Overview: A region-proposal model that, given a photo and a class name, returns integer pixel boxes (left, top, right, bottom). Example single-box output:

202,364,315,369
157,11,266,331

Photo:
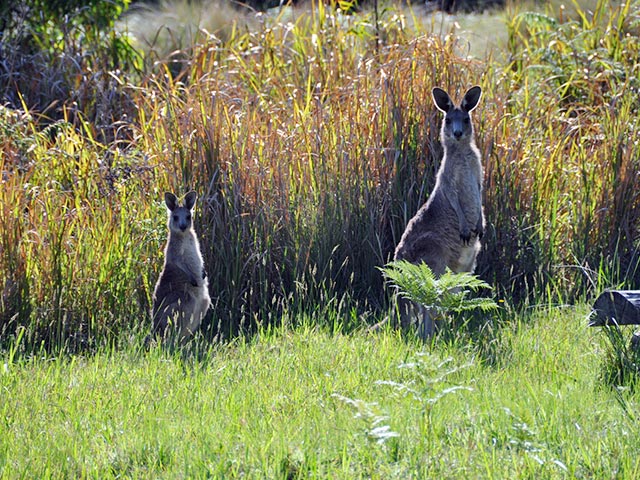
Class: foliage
1,0,640,348
490,0,640,303
0,0,140,137
380,260,498,315
116,0,245,77
598,324,640,388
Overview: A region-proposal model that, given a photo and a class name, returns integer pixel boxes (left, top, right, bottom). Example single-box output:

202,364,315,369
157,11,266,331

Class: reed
1,0,640,348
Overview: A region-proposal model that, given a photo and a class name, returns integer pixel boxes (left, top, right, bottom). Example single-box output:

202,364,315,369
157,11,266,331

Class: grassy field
2,306,640,478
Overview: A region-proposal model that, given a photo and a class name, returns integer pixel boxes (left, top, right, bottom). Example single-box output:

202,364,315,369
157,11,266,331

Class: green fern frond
380,260,498,314
436,270,494,293
379,260,439,306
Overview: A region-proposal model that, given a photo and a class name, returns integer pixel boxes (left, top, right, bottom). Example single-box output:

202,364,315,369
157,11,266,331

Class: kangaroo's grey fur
394,86,484,338
152,191,211,342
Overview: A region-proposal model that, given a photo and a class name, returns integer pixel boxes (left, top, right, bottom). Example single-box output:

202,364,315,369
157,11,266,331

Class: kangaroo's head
165,191,197,234
432,86,482,142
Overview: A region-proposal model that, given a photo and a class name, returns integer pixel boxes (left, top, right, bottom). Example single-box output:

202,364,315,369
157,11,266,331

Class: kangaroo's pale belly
455,243,479,272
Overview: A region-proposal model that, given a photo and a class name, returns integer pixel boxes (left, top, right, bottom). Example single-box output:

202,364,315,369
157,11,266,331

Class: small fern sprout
380,260,498,327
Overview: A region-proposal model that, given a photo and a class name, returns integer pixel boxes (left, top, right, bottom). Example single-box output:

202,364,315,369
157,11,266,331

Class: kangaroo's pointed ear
461,86,482,113
184,191,197,210
165,192,178,211
432,87,454,113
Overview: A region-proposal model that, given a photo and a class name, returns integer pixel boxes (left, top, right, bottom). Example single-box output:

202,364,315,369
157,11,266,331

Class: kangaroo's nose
454,130,462,139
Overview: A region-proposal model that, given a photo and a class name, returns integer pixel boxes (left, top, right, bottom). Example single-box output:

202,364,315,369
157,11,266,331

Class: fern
380,260,498,314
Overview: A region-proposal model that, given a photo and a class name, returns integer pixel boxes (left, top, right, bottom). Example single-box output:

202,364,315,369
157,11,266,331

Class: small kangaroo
394,86,484,338
151,191,211,343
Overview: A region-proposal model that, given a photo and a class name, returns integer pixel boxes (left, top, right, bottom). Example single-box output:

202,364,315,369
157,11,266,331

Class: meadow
3,307,640,478
1,0,640,476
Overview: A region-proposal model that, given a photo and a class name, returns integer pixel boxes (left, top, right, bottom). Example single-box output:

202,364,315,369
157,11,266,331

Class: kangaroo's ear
184,191,197,210
165,192,178,211
432,87,454,113
461,86,482,113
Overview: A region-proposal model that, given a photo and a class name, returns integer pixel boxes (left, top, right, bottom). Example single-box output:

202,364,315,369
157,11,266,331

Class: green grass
2,305,640,478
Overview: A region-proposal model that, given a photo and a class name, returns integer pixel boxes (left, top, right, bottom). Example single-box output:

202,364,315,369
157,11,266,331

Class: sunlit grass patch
2,308,640,477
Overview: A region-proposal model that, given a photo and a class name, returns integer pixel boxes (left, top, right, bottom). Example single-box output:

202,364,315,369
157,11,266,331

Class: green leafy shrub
380,260,498,317
0,0,140,140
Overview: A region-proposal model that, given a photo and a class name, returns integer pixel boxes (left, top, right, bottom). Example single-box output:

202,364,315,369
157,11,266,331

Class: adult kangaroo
394,85,485,338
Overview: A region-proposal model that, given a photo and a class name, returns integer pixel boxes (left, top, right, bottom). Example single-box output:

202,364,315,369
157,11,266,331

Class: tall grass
490,0,640,302
1,0,640,348
0,111,159,349
127,5,480,337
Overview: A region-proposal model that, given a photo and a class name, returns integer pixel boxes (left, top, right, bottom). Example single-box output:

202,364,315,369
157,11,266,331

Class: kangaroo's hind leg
395,294,414,330
417,305,436,340
414,253,447,340
175,296,202,343
396,298,436,340
153,299,186,341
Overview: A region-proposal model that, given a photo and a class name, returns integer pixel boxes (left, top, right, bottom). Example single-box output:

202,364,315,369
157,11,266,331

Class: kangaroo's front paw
460,228,472,245
473,225,484,240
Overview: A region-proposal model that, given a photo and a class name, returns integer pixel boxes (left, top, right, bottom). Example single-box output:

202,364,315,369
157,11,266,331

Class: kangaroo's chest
180,247,203,274
168,238,202,272
447,159,481,203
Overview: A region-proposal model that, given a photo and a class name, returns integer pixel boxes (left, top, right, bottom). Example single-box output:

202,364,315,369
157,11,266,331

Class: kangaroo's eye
187,214,192,221
464,118,470,124
173,215,179,222
445,118,451,125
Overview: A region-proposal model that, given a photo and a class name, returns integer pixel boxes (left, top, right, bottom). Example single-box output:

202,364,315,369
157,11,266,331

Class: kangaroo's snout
450,119,465,139
173,214,187,231
446,111,470,140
